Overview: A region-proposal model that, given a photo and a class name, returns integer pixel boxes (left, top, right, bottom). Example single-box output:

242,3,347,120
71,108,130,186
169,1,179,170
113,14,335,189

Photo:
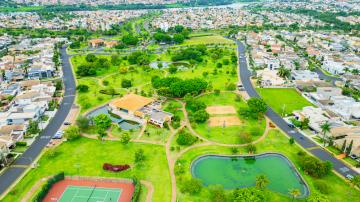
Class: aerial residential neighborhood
0,0,360,202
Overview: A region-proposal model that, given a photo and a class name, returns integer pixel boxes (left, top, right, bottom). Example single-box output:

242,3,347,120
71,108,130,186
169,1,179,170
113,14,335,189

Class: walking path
140,180,154,202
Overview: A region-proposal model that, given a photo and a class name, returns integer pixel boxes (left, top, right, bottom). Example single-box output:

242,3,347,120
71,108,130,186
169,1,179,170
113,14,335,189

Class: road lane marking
307,146,321,151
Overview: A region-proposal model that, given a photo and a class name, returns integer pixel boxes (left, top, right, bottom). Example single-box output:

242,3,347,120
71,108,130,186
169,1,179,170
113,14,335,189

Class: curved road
0,45,76,197
236,40,358,177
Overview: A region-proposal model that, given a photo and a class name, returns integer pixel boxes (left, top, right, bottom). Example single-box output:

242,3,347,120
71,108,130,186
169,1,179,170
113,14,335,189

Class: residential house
309,87,342,105
292,70,319,81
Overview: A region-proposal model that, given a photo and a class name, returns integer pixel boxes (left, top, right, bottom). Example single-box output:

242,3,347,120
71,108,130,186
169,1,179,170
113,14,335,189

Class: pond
87,106,140,131
191,153,309,198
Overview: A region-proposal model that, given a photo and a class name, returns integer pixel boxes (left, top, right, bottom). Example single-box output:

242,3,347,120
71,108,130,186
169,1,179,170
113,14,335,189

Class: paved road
0,45,76,197
236,40,358,177
315,67,342,85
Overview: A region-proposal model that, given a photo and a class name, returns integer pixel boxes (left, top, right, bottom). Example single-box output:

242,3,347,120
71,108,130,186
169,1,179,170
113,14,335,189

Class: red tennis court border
43,176,135,202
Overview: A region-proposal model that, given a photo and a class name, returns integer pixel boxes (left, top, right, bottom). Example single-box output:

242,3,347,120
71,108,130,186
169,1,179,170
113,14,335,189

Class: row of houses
0,37,65,168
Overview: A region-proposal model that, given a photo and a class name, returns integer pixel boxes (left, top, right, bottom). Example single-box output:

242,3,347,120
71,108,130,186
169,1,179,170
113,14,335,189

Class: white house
322,60,346,75
292,70,319,81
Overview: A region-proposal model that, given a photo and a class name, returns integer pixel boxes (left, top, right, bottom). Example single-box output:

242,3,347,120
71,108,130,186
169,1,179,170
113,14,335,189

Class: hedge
15,141,27,147
33,172,65,202
131,177,142,202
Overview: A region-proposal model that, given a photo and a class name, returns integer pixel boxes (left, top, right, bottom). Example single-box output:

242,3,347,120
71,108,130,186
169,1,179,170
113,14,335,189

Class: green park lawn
175,129,360,202
71,55,165,113
190,92,266,144
2,138,171,202
182,35,235,46
257,88,315,116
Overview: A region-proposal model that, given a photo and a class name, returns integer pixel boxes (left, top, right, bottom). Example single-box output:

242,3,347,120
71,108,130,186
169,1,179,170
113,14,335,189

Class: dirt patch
209,116,242,127
206,106,237,115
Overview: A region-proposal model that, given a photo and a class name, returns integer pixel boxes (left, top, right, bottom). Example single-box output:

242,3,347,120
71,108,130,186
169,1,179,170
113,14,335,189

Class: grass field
182,35,235,46
257,88,315,116
3,138,171,202
175,129,360,202
190,92,266,144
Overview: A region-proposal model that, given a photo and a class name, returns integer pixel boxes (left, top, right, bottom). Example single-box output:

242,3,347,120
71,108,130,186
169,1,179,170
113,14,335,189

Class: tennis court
59,186,122,202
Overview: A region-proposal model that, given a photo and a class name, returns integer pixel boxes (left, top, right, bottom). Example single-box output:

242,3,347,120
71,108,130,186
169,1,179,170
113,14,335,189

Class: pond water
87,106,140,131
191,153,309,197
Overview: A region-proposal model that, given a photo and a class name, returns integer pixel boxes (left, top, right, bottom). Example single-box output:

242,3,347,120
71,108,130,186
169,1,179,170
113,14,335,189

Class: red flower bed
103,163,130,172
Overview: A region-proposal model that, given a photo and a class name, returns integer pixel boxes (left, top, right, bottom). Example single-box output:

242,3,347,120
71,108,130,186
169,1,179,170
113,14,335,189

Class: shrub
121,79,132,88
134,149,145,163
76,84,89,92
246,144,257,154
33,172,64,202
192,110,210,123
180,178,202,194
299,155,332,178
15,141,27,147
131,177,142,202
314,180,331,194
64,126,80,141
120,133,131,145
176,130,197,146
289,137,295,145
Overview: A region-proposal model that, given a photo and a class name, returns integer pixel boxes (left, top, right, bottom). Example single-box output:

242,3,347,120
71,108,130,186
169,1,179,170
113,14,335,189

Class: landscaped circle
191,153,309,198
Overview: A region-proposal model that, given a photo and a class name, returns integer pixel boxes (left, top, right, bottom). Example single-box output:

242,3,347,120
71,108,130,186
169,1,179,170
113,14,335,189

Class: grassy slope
191,92,266,144
175,129,360,201
3,138,171,202
257,88,315,116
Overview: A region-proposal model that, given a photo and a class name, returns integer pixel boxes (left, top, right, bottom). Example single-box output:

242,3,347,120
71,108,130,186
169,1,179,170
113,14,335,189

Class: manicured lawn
3,138,171,202
190,92,266,144
71,55,165,113
257,88,315,116
182,35,235,46
175,129,360,202
141,125,171,144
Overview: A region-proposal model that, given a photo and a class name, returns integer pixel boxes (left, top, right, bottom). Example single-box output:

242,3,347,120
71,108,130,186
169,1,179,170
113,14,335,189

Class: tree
168,66,177,74
230,188,266,202
289,189,301,201
192,110,210,123
64,126,80,141
208,185,226,202
93,114,112,130
277,65,291,78
173,33,185,44
176,130,197,146
246,144,256,154
289,137,295,145
134,148,145,163
27,120,40,135
55,80,63,90
299,155,332,178
76,84,89,92
255,174,269,189
85,54,97,63
180,178,202,194
122,34,139,46
345,140,353,156
76,116,90,130
247,98,267,118
320,121,330,147
121,79,132,88
97,129,107,141
341,140,347,153
76,65,96,76
120,133,131,145
111,55,122,65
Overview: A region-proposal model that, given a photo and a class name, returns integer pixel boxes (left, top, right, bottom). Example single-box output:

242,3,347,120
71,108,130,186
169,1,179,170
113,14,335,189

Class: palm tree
277,65,291,79
255,174,269,189
321,121,331,147
289,189,301,201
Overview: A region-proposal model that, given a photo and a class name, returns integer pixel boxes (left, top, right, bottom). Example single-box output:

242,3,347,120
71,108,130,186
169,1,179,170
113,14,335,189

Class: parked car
349,154,358,160
64,122,71,125
346,174,354,180
52,131,64,139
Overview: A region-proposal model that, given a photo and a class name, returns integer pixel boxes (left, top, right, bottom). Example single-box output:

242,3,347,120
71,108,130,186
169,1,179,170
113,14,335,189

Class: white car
346,174,354,180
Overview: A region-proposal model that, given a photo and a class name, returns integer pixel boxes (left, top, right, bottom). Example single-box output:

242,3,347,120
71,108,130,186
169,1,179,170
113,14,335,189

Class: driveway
0,45,76,197
236,40,358,177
